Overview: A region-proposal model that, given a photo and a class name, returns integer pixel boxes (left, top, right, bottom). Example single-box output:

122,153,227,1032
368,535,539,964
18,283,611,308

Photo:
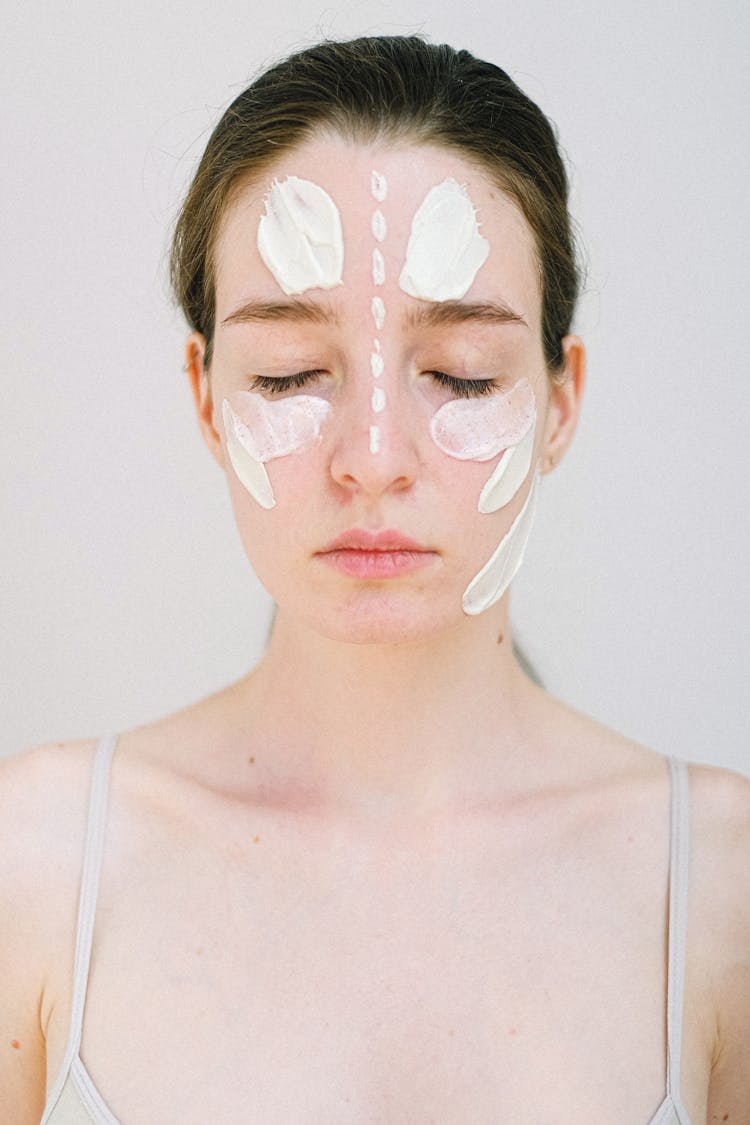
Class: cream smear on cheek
399,179,489,301
257,176,344,295
222,393,331,509
462,471,540,615
429,378,539,613
432,386,539,616
430,378,537,514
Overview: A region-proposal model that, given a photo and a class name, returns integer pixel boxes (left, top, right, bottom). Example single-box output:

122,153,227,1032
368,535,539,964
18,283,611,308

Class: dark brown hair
171,36,580,371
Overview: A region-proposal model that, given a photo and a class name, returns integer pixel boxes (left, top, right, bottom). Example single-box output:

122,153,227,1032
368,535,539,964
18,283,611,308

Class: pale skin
1,135,749,1123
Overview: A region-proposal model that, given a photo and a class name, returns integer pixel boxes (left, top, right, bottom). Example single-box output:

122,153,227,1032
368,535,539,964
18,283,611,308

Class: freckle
253,835,261,844
196,946,204,956
723,1115,729,1121
11,1040,20,1049
248,756,255,765
497,632,504,645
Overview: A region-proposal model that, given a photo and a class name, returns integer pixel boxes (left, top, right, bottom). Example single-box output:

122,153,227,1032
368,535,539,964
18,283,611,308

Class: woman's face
189,134,583,644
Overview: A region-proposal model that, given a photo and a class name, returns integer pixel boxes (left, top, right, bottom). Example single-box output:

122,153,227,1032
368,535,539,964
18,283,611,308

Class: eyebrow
404,300,528,330
221,298,339,327
220,296,527,330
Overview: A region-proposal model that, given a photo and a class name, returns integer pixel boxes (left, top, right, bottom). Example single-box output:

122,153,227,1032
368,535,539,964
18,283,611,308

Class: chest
47,802,710,1122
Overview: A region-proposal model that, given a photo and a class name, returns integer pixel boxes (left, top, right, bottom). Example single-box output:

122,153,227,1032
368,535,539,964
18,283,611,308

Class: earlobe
540,334,586,474
184,333,224,467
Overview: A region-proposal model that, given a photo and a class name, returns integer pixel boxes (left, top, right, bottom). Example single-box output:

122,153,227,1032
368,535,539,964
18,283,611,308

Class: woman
2,35,748,1124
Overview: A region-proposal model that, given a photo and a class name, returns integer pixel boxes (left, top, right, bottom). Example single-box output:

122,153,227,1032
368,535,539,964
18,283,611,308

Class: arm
0,751,52,1122
0,743,92,1123
701,767,750,1122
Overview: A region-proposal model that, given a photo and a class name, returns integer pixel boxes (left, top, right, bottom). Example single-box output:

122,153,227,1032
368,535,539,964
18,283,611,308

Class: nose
328,369,421,498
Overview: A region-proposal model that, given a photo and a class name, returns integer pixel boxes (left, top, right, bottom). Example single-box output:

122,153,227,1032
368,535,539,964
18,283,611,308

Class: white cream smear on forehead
222,394,331,509
400,179,489,301
257,176,344,295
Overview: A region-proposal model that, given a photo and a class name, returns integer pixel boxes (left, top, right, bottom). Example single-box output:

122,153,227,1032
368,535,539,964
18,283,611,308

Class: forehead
213,134,541,324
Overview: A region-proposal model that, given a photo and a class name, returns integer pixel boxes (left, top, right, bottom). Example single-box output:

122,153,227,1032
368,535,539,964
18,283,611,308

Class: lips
320,529,431,553
316,528,436,578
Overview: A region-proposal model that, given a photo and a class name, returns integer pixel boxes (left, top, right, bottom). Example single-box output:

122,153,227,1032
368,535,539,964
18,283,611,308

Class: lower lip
317,549,436,578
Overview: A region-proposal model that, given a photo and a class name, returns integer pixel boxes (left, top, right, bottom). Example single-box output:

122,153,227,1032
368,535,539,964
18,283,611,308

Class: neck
233,600,542,817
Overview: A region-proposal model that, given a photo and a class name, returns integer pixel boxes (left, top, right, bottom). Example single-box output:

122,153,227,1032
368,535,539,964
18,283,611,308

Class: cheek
222,391,331,509
429,378,537,513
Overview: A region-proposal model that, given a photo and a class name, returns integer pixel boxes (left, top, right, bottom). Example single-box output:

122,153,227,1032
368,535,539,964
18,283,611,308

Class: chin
294,588,464,647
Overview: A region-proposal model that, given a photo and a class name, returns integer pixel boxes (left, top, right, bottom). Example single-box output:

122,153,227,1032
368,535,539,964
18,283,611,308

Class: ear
540,334,586,474
185,333,224,469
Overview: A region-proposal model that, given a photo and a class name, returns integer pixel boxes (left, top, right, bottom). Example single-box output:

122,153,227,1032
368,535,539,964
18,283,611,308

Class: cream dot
371,171,388,202
372,248,385,286
371,210,387,242
371,297,385,330
370,352,385,378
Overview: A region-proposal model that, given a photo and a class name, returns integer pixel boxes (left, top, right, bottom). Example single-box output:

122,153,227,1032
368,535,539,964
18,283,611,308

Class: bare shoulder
686,761,750,1119
0,737,100,954
0,738,99,864
687,759,750,914
0,737,105,950
0,739,98,1123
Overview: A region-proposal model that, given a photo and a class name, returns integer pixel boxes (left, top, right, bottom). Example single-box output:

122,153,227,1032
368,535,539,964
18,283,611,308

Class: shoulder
685,761,750,1109
0,738,104,978
686,761,750,975
0,738,101,955
687,760,750,907
0,738,100,861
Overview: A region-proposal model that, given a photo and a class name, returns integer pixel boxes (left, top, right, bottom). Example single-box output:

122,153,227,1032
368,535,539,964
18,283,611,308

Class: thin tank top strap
40,733,118,1125
67,733,118,1053
666,755,690,1101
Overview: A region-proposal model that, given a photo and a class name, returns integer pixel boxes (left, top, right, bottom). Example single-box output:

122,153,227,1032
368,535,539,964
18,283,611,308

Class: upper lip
318,529,432,553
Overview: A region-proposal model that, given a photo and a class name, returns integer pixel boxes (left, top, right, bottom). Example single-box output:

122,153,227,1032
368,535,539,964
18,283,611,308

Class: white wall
2,0,748,772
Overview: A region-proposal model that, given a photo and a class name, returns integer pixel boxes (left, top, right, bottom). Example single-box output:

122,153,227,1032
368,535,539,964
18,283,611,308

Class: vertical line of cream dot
369,170,388,454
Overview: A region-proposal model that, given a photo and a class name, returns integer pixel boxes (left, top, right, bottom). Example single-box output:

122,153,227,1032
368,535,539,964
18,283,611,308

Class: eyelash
427,371,497,398
250,370,326,394
250,370,497,399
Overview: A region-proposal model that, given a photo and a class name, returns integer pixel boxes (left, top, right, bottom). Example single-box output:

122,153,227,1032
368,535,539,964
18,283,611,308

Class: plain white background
2,0,748,771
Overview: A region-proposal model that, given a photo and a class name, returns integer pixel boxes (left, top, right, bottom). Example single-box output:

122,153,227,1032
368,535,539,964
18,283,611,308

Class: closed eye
427,371,498,398
249,370,327,394
249,369,498,399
